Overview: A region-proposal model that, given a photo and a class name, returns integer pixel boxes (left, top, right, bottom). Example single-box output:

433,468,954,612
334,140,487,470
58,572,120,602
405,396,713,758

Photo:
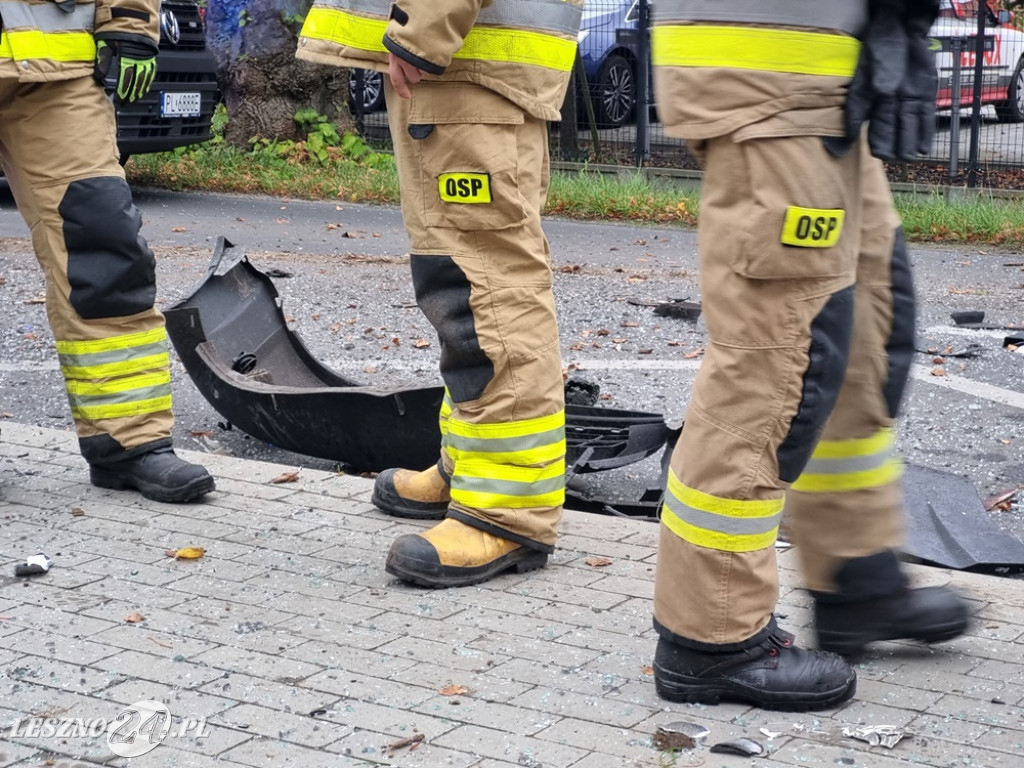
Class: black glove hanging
834,0,940,161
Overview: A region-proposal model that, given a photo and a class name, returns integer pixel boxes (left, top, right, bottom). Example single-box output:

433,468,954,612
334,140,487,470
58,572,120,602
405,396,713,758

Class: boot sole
370,485,448,520
90,467,216,504
818,615,970,657
385,548,547,588
653,663,857,712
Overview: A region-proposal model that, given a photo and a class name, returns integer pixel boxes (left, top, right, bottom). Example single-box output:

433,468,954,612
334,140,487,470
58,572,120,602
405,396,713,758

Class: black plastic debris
653,721,710,750
950,310,1021,331
1004,336,1023,350
564,377,600,406
902,464,1024,572
165,238,674,476
709,737,765,757
14,553,52,577
653,299,702,321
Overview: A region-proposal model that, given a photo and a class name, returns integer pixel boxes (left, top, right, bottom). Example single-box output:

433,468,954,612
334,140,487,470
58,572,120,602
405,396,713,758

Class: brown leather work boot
371,463,450,519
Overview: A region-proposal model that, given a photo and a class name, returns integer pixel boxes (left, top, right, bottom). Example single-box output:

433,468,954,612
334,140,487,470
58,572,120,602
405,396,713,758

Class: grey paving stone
4,420,1024,768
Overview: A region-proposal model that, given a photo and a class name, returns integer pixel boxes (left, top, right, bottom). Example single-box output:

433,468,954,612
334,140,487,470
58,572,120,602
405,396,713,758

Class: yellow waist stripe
301,8,576,71
0,29,96,62
652,25,860,77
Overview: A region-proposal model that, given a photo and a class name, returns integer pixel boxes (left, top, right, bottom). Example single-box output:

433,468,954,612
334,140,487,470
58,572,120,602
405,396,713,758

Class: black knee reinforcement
884,228,916,417
410,254,494,402
60,176,157,319
777,285,855,483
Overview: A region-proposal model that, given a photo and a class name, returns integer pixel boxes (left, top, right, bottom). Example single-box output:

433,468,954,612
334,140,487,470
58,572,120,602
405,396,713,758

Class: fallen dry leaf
166,547,205,560
642,665,654,676
171,226,187,233
984,488,1018,512
70,507,85,517
683,347,705,359
932,357,946,364
25,296,46,304
0,411,13,419
125,612,145,623
384,732,424,754
930,367,947,377
413,339,431,349
189,430,215,438
438,684,471,696
271,469,301,484
585,556,613,567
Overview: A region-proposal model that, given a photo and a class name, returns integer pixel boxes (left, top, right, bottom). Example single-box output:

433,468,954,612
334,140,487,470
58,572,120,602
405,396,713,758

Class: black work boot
813,550,971,657
371,461,449,519
90,446,214,503
653,621,856,712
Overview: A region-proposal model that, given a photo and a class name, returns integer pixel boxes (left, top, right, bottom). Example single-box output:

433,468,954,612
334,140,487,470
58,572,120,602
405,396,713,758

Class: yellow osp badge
438,173,492,204
780,206,845,248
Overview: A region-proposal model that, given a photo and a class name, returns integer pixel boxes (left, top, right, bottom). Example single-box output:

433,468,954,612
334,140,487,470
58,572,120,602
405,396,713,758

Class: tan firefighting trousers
654,132,908,647
385,79,565,551
0,76,174,464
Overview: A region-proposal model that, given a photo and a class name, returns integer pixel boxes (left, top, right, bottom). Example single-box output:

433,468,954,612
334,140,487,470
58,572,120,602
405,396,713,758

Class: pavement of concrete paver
2,420,1024,768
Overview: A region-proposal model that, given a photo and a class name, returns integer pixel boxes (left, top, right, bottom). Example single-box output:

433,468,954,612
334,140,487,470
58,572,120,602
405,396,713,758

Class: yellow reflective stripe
780,207,845,248
65,370,171,398
449,440,565,468
652,26,860,77
302,7,387,51
792,429,901,492
0,29,95,62
447,410,564,441
805,429,894,460
792,457,904,493
56,327,168,356
71,395,173,422
661,470,783,553
454,25,577,72
61,352,170,380
301,8,576,71
451,457,565,509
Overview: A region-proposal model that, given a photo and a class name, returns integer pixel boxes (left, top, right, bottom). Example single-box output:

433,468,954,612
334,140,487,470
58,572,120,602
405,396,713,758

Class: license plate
161,92,201,118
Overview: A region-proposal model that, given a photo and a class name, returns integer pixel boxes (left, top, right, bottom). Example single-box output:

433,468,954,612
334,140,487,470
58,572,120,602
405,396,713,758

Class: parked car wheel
349,69,385,113
595,54,636,128
994,57,1024,123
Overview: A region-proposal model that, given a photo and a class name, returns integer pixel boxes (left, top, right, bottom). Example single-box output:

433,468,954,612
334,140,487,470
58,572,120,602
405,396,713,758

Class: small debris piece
653,721,710,750
984,488,1018,512
653,300,702,321
1005,336,1024,350
584,556,613,567
564,377,600,406
270,469,301,484
166,547,205,560
438,684,470,696
308,709,328,717
709,737,765,757
14,553,52,577
125,612,146,623
70,507,85,517
384,732,424,755
842,725,908,749
413,338,431,349
759,727,783,739
264,268,294,278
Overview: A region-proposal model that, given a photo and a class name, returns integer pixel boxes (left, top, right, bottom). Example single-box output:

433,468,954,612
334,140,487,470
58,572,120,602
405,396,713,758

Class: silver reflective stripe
663,492,783,537
58,339,168,369
453,473,565,498
655,0,867,37
447,425,564,454
478,0,582,37
314,0,387,17
801,451,891,478
0,0,95,31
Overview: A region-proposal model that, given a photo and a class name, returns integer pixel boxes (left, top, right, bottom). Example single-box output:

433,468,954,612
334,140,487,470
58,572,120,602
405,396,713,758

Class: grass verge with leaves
127,139,1024,249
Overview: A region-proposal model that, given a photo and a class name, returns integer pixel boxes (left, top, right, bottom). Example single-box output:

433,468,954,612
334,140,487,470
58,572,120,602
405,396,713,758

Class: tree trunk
205,0,354,146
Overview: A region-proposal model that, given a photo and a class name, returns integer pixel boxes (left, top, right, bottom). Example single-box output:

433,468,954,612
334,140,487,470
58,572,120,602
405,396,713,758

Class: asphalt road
1,184,1022,551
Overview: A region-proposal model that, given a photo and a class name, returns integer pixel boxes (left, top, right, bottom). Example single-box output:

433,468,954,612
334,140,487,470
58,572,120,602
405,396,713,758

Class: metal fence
354,0,1024,189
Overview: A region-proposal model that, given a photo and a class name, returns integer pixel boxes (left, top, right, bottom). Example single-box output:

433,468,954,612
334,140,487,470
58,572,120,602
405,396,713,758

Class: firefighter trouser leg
785,146,909,593
0,78,174,464
654,133,862,647
386,80,565,552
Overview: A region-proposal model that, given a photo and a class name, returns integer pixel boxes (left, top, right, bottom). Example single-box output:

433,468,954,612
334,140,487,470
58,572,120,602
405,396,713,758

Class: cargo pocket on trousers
733,135,857,281
409,82,528,231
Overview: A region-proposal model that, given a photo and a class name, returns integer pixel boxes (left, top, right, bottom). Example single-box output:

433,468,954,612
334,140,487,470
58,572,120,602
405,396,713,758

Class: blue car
577,0,647,128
